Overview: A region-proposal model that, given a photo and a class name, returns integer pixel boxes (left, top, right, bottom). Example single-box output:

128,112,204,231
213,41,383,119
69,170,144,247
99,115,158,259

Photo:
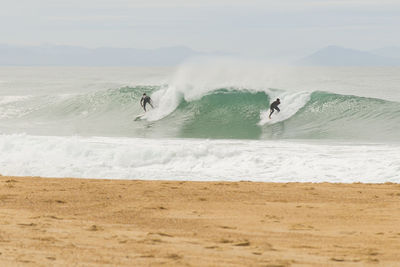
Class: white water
1,65,400,182
0,134,399,182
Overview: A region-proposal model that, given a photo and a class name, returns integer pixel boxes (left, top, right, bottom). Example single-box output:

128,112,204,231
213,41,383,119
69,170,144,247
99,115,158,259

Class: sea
1,59,399,182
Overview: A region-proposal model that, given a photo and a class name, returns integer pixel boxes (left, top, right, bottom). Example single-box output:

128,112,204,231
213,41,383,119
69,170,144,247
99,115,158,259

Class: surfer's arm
140,98,144,107
148,98,154,108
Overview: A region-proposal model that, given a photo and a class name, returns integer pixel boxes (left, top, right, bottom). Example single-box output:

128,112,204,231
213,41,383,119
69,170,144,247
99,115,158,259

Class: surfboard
258,110,283,125
134,113,145,121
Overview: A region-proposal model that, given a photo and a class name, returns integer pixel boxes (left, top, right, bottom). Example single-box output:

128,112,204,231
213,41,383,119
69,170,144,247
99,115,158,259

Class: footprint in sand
234,241,250,247
205,245,219,249
18,223,37,227
165,253,182,260
87,225,103,231
290,224,314,231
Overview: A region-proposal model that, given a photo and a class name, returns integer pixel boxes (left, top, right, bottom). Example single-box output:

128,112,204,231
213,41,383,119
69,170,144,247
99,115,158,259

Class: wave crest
1,86,399,141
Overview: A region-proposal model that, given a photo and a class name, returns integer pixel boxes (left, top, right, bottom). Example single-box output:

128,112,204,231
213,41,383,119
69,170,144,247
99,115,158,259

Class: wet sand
0,175,399,266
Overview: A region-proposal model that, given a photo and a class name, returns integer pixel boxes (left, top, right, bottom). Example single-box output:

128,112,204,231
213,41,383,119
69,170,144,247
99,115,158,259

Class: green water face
178,90,270,139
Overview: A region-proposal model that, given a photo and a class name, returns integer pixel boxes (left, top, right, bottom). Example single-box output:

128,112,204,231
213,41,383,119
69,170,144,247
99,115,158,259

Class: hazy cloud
0,0,399,61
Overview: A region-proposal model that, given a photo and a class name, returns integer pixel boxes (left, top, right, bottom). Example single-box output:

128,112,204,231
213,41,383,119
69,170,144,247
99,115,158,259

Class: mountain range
0,44,400,66
0,44,226,66
298,46,400,66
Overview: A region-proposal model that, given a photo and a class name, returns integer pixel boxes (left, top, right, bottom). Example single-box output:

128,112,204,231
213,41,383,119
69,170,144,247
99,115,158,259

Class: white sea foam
0,134,399,183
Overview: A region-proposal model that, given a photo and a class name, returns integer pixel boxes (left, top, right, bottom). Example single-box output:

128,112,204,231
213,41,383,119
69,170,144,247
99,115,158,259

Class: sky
1,0,399,61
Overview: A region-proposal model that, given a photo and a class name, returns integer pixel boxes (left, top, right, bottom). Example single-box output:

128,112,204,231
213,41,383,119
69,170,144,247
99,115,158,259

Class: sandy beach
0,176,399,266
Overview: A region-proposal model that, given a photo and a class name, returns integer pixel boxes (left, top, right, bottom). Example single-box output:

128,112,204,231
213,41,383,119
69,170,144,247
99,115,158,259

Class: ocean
1,61,399,182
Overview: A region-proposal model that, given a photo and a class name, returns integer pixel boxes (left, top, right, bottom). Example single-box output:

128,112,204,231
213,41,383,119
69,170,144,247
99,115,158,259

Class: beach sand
0,176,399,266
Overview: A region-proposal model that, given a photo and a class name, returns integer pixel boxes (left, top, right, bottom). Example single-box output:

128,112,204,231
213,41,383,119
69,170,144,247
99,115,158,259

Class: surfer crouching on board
140,93,154,112
269,98,281,119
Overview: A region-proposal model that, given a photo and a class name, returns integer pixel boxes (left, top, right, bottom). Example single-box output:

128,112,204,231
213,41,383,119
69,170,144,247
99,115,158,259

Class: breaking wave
0,85,399,141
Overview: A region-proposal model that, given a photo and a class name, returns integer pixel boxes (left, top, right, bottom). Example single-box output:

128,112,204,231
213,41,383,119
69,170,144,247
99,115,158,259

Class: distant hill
370,46,400,59
298,45,400,66
0,44,227,66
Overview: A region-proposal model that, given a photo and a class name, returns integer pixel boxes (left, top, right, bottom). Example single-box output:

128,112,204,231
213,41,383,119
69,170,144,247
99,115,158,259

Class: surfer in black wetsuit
140,93,153,112
269,98,281,119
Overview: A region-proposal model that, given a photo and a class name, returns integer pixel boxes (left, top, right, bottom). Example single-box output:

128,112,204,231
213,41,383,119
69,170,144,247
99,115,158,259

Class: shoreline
0,175,399,266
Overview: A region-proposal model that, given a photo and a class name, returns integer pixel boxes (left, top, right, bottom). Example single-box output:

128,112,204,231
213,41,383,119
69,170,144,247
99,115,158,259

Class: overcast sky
1,0,399,61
